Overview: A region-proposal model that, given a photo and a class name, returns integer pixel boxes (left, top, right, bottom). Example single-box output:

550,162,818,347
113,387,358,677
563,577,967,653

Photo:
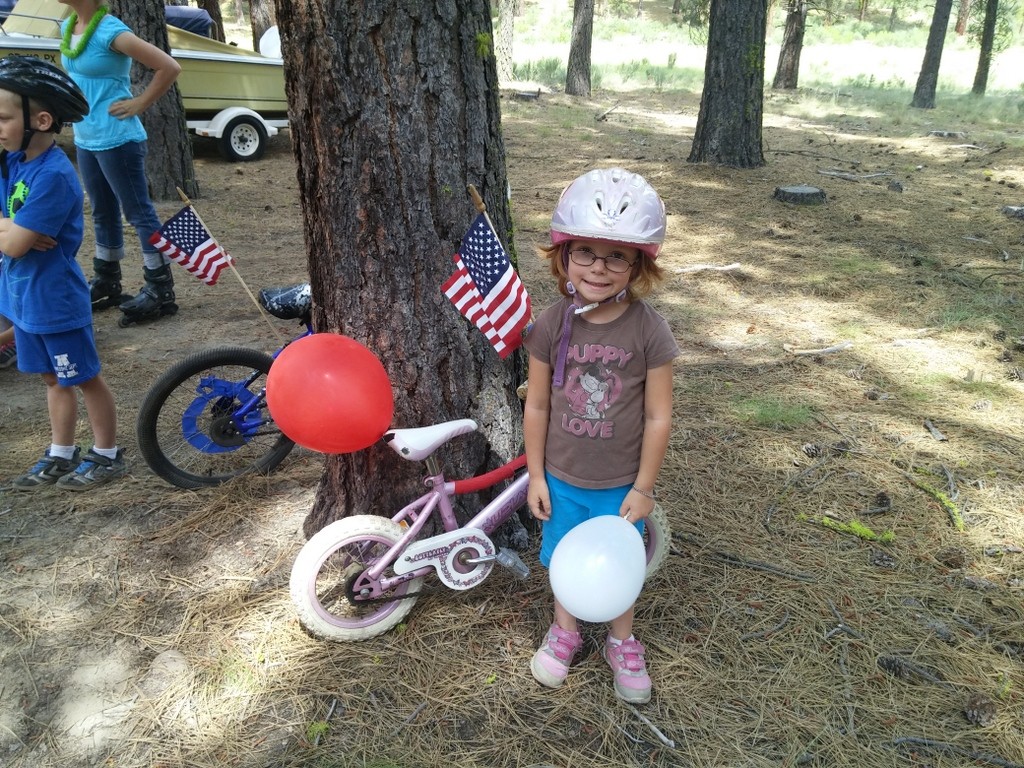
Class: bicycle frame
349,455,529,601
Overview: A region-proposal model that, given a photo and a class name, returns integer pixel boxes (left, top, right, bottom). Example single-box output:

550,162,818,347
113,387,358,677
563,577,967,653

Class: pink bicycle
289,418,671,641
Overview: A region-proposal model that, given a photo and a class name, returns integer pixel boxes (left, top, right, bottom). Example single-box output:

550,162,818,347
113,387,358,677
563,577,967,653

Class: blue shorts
13,325,101,386
539,472,645,568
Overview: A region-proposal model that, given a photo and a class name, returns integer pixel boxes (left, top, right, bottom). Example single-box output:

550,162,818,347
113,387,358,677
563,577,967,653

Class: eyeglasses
568,247,637,274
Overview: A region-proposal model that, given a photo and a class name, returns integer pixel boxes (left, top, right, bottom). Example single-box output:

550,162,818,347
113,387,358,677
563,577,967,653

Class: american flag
442,213,531,359
149,206,233,285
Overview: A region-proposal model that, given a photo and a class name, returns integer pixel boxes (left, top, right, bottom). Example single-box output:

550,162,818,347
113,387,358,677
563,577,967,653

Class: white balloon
549,515,646,623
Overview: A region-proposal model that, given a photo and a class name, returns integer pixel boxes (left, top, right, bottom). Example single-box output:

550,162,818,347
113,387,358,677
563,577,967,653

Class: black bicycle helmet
0,55,89,149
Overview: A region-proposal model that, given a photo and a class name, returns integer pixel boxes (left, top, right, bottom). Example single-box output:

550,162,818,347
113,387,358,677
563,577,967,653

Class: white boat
0,0,288,160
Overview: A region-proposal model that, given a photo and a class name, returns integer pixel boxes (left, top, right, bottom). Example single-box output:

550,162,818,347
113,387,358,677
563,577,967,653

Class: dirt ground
2,87,1024,768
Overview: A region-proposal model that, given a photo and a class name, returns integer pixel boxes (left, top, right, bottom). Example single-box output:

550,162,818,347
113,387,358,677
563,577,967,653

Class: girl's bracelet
632,485,657,499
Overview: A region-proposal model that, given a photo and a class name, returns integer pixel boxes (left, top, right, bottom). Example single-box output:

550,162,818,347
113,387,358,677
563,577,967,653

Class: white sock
49,444,76,460
607,634,634,647
91,446,119,461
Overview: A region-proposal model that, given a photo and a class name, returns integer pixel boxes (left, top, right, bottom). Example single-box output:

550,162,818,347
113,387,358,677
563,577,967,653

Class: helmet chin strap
18,94,35,152
552,282,627,388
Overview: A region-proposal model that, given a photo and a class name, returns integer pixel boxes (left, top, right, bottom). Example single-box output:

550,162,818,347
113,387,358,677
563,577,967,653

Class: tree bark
910,0,953,108
275,1,526,539
109,0,197,200
197,0,226,42
772,0,807,90
496,0,519,85
688,0,767,167
955,0,972,34
971,0,998,94
566,0,595,97
250,0,276,52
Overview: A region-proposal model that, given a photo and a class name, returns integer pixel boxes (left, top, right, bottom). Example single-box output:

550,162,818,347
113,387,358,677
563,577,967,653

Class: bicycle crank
392,528,496,589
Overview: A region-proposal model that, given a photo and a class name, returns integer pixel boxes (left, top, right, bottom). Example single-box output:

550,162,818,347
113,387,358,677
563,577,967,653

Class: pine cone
802,443,824,458
964,693,998,727
993,329,1007,342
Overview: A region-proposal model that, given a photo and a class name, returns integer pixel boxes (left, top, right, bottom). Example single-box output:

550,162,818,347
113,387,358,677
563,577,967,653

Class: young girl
524,168,679,704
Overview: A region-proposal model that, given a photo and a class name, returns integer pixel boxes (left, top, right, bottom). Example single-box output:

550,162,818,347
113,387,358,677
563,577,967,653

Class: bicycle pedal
495,548,530,579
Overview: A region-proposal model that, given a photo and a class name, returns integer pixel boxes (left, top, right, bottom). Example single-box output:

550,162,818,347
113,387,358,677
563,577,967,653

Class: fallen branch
817,169,893,182
740,610,791,641
389,701,427,738
675,262,741,274
624,703,676,748
595,102,620,121
903,471,964,531
674,532,816,582
783,340,853,356
923,419,947,441
803,514,896,543
893,737,1024,768
763,456,832,529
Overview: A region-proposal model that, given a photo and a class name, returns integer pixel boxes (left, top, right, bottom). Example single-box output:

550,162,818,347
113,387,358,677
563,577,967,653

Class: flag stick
466,184,534,340
175,187,285,346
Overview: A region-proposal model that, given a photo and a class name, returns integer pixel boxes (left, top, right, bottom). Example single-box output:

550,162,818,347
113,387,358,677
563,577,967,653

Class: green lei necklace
60,6,109,59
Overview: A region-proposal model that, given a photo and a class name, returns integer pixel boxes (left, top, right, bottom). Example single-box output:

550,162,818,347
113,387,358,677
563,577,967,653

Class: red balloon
267,333,394,454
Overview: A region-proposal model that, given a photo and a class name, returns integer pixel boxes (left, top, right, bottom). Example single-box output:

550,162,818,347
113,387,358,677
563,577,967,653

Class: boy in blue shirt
0,56,128,490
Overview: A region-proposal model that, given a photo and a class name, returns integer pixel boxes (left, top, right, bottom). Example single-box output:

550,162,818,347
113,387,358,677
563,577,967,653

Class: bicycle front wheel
290,515,424,642
136,346,295,489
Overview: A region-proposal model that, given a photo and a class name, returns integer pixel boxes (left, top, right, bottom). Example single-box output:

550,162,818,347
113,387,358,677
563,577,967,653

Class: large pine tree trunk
197,0,226,42
955,0,972,34
109,0,197,200
275,1,525,538
688,0,767,167
250,0,276,51
496,0,519,85
972,0,999,95
772,0,807,90
911,0,953,108
566,0,595,97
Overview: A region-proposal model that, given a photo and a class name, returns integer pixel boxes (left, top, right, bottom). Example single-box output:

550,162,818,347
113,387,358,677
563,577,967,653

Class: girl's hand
620,489,655,524
109,98,144,119
528,476,552,521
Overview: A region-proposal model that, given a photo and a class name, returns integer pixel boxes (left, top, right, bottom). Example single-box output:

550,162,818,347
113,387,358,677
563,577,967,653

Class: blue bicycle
136,283,312,488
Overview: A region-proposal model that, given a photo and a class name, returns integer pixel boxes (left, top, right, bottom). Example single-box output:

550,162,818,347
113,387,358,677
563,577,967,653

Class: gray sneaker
57,448,129,491
0,341,15,369
12,447,81,490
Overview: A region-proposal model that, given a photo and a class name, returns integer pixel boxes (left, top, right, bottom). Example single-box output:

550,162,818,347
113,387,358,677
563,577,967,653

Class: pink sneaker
603,636,652,703
530,623,583,688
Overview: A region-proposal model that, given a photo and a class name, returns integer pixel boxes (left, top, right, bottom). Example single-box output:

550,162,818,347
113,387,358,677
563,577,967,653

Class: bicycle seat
258,283,312,321
384,419,478,461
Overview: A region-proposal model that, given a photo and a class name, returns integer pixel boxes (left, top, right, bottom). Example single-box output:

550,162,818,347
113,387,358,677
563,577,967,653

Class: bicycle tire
643,504,671,580
290,515,424,642
136,346,295,489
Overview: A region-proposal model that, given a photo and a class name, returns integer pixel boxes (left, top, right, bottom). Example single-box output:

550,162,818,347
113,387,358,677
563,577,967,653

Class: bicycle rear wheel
290,515,424,642
136,346,295,489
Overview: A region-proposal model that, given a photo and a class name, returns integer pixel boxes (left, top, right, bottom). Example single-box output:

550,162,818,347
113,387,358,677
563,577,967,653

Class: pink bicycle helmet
550,168,666,259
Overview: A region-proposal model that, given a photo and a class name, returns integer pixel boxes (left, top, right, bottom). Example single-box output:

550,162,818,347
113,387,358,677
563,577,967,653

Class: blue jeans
76,141,165,267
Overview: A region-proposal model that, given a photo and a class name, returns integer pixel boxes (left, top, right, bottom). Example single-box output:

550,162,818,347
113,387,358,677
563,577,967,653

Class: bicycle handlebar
452,454,527,495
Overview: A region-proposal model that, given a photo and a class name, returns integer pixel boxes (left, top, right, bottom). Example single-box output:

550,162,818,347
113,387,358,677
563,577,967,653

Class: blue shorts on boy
539,472,645,568
13,324,100,385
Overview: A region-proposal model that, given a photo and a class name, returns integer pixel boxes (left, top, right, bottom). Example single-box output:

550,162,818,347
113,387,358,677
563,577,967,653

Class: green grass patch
732,397,815,429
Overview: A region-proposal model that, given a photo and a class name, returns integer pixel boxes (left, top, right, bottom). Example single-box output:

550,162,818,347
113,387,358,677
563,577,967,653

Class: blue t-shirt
0,144,90,334
61,14,148,150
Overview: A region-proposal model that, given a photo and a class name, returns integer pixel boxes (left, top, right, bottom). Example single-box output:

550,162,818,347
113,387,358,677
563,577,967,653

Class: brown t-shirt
525,297,680,489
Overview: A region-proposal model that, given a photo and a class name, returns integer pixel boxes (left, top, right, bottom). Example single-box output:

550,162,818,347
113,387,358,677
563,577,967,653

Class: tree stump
774,185,826,205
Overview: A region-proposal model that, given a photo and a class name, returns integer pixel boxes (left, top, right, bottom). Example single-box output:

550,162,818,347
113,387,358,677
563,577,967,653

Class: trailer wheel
219,116,267,162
